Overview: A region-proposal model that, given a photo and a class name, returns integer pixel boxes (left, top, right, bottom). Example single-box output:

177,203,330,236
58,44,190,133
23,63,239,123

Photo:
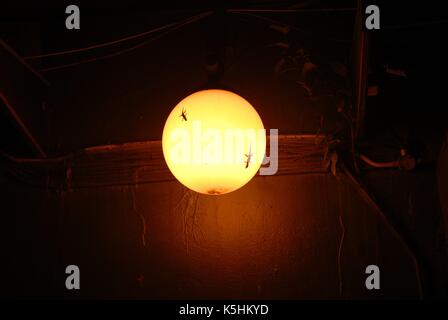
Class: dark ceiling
2,0,355,155
1,0,447,161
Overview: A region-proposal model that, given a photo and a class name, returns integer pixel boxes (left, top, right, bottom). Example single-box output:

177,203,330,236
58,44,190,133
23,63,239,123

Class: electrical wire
337,214,345,298
229,10,305,33
24,12,211,60
35,12,213,72
227,8,356,13
384,18,448,30
0,149,71,163
341,164,424,298
23,6,356,62
228,10,353,44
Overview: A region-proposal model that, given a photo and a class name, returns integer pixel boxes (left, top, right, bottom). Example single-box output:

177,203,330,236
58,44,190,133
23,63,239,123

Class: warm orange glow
162,89,266,195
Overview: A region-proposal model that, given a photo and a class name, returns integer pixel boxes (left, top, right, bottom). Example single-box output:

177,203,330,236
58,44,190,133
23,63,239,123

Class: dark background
1,0,447,299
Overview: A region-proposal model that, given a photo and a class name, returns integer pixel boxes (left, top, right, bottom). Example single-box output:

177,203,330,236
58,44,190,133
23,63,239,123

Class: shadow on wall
1,172,421,299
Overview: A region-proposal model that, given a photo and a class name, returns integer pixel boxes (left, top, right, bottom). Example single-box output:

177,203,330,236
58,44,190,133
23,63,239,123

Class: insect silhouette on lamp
245,144,253,169
180,107,188,121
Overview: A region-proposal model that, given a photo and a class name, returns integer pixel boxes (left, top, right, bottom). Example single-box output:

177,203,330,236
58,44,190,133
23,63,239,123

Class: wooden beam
3,135,330,189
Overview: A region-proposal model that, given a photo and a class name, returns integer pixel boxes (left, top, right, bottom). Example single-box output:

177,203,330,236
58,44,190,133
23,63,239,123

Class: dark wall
1,173,423,299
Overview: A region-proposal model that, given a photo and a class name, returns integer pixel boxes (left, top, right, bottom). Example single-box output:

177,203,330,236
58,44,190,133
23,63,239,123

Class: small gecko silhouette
179,107,187,121
244,144,253,169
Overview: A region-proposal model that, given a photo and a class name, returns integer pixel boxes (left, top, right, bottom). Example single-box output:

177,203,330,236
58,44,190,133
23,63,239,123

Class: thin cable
0,149,71,163
384,19,448,30
227,8,356,13
130,185,147,247
230,11,305,33
341,164,424,298
24,13,206,60
338,214,345,298
39,12,212,72
0,39,50,86
335,169,346,298
24,7,353,61
229,10,352,44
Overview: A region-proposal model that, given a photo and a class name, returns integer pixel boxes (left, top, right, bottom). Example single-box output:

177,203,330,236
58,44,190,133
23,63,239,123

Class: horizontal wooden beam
4,134,332,189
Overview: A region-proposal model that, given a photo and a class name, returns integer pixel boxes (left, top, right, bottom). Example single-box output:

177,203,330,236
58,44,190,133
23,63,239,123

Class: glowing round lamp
162,89,266,195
